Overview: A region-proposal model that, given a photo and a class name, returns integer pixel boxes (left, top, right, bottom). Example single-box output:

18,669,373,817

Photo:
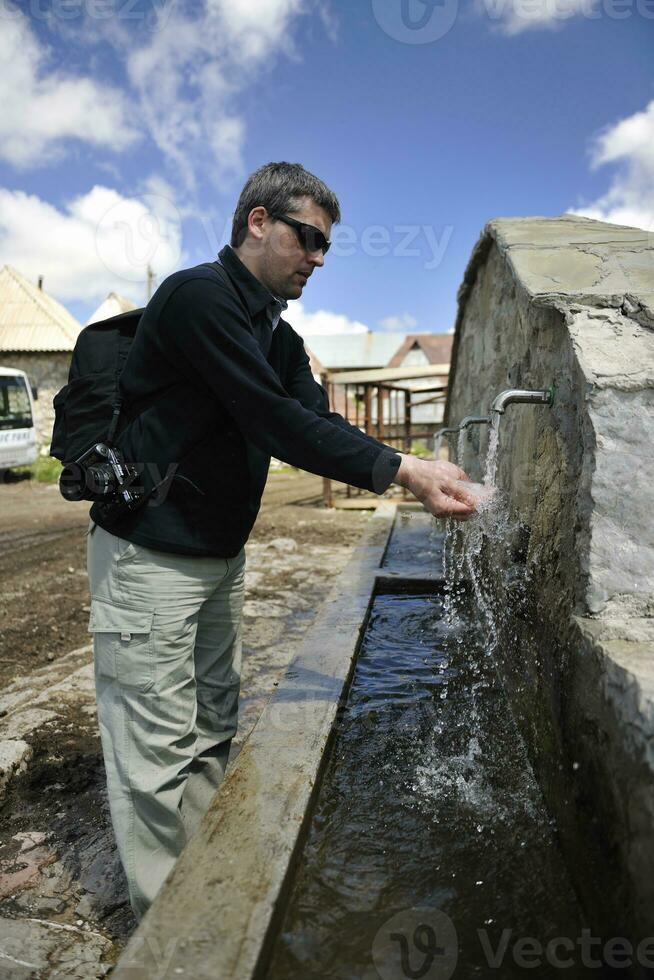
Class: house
387,333,453,424
0,266,82,447
304,331,453,425
304,333,407,417
305,333,407,375
87,292,139,325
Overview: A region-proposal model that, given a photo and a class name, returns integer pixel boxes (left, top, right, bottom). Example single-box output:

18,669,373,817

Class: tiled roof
387,333,453,368
0,266,82,352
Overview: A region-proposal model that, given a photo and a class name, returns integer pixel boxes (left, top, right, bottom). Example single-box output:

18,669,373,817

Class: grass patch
12,455,62,484
410,441,433,458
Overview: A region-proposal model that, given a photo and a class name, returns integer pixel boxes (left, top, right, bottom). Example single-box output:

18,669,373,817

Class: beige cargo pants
86,521,245,921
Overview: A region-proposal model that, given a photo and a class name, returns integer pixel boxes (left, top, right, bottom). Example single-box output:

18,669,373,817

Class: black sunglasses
271,213,331,255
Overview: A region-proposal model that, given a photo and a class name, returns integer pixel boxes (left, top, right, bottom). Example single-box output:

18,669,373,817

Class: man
87,162,475,921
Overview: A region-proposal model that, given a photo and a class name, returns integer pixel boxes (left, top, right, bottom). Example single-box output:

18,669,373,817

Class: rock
243,600,290,619
0,739,31,799
1,707,59,741
76,834,129,920
244,570,264,590
0,834,57,901
267,537,297,553
0,916,113,978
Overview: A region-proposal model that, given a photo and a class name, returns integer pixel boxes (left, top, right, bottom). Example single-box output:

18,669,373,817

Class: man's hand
394,454,477,520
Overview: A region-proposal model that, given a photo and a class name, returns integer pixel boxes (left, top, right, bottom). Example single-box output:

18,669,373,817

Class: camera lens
86,464,116,498
59,465,86,502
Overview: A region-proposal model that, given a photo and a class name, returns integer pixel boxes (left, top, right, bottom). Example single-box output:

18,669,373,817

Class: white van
0,366,39,470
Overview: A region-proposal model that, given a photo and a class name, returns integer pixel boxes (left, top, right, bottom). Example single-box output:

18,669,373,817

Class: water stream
264,507,593,979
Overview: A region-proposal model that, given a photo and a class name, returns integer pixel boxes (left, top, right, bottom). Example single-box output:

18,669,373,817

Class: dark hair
230,162,341,247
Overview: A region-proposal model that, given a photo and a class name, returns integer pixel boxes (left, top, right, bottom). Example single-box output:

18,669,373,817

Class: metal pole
320,372,332,508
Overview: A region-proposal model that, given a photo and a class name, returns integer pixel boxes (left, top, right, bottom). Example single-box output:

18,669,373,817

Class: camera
59,443,143,507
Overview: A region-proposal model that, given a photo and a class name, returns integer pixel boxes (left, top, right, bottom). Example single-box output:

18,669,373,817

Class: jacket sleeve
157,275,401,494
284,326,408,454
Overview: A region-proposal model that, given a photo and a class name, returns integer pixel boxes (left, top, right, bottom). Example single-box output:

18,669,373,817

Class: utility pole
146,265,156,302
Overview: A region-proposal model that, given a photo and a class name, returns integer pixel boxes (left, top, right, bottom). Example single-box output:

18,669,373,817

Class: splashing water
429,407,532,814
484,415,501,486
265,523,586,980
456,428,466,469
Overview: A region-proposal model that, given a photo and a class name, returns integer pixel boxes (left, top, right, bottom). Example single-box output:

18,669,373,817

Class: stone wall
446,215,654,945
1,352,70,449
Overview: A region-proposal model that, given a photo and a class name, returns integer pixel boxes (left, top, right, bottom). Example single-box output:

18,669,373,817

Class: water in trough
264,507,595,979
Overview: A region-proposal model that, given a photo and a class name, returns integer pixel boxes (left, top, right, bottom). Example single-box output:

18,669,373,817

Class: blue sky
0,0,651,333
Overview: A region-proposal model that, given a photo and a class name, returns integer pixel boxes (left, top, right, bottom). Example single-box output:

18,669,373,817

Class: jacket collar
218,245,275,319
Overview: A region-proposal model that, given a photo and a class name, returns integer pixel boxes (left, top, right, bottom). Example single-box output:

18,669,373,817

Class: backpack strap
107,262,232,445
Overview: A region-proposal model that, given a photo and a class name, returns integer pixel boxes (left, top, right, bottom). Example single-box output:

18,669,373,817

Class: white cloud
477,0,599,35
0,183,182,305
378,313,418,331
0,11,138,168
286,301,369,335
0,2,326,186
125,0,312,187
208,0,306,61
568,100,654,232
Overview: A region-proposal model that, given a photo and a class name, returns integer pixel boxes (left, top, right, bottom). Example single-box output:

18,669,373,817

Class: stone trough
447,214,654,947
111,214,654,978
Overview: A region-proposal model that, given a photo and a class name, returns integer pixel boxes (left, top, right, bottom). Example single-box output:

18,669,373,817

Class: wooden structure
321,364,449,507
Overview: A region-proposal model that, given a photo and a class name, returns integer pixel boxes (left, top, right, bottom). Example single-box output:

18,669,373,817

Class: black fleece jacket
91,246,402,557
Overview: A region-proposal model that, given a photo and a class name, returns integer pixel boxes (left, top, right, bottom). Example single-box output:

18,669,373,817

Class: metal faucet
490,387,554,415
433,426,460,455
460,415,491,429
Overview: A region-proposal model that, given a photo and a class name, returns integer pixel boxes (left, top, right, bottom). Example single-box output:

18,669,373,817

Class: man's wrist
394,453,419,491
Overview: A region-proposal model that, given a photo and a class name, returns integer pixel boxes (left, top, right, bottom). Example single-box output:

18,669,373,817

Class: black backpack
50,307,144,466
50,261,230,469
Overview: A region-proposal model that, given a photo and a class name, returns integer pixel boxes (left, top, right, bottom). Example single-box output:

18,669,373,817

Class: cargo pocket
115,537,139,565
89,598,155,693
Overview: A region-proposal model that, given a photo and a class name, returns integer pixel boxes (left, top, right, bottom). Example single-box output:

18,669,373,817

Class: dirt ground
0,471,375,977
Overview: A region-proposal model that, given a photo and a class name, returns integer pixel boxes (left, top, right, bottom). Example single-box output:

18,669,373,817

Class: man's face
256,196,332,301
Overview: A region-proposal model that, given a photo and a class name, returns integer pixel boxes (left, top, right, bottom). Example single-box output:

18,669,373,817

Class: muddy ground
0,472,375,977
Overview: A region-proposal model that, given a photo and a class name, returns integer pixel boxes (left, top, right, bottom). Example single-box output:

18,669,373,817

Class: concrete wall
446,215,654,944
1,352,70,448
